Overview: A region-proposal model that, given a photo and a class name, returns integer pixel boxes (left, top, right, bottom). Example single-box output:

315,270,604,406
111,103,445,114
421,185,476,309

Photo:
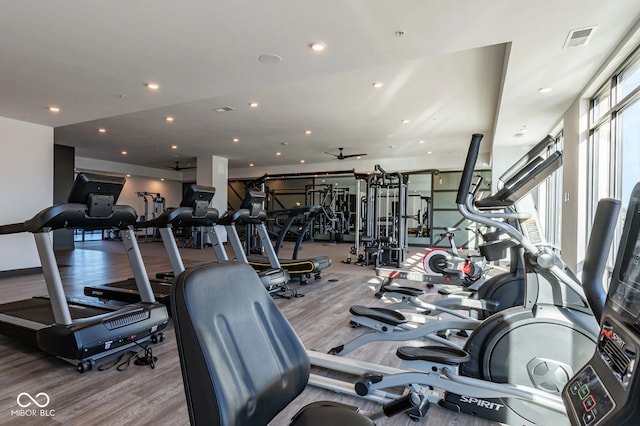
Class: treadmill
0,173,169,372
216,203,292,294
84,184,220,308
84,185,291,304
241,192,332,283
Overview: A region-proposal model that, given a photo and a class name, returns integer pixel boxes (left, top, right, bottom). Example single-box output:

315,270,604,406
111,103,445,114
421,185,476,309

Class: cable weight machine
351,165,408,268
136,191,166,240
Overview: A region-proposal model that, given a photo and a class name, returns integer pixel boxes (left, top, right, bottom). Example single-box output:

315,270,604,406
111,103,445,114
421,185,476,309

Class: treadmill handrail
135,206,219,229
0,203,137,234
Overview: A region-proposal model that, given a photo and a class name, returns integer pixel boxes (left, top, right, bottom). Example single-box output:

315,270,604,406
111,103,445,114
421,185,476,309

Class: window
540,133,564,248
617,59,640,99
588,45,640,271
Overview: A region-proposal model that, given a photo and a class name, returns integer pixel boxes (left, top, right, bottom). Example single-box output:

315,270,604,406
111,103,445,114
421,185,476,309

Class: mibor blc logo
11,392,55,417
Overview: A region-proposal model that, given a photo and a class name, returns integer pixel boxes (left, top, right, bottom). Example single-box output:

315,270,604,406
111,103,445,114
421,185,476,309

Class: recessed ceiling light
419,140,425,144
145,82,159,90
538,87,552,93
372,82,384,88
310,42,326,52
389,145,396,149
276,152,282,156
121,151,127,155
356,156,362,159
126,174,131,178
300,160,305,163
233,138,239,143
249,163,254,167
165,116,174,122
304,130,312,135
249,102,259,108
401,119,410,124
171,145,178,149
48,106,60,113
427,151,432,154
160,178,165,181
98,128,106,133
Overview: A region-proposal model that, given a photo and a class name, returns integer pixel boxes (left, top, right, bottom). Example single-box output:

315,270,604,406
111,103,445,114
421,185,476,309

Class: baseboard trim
0,266,43,278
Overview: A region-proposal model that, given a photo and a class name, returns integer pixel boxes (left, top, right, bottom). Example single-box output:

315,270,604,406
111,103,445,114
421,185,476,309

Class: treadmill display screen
611,200,640,320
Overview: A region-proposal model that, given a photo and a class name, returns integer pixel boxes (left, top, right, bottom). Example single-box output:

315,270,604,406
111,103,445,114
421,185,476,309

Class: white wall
0,116,53,271
117,177,183,220
197,155,228,241
559,99,589,272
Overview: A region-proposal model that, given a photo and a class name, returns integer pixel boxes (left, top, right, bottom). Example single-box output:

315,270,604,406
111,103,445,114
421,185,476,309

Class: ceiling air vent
214,107,235,112
564,26,596,48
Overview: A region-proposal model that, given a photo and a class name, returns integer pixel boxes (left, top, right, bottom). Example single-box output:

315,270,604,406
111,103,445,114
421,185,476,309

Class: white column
197,155,228,241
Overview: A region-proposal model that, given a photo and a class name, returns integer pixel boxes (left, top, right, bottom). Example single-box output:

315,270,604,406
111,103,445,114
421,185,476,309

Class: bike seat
381,285,425,297
396,345,470,365
349,305,407,326
443,227,460,233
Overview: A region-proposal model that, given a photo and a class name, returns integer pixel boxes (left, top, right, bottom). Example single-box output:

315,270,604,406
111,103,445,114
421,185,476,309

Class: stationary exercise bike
309,134,613,425
422,227,487,284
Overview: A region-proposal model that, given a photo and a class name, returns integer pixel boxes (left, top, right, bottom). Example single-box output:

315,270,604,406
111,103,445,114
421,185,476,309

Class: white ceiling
2,1,640,174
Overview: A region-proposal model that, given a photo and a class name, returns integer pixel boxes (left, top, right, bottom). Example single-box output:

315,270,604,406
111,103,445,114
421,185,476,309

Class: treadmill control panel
565,365,615,426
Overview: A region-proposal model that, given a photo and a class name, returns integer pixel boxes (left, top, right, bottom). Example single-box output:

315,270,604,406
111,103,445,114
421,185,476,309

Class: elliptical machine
309,134,613,425
562,182,640,425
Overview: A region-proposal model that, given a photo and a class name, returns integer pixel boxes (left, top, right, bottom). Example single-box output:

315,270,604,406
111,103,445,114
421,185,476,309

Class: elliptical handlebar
456,134,484,205
581,198,621,323
456,134,539,255
499,135,555,186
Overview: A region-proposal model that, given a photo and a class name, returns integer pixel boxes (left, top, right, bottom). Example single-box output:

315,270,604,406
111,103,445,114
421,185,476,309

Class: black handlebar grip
456,133,484,205
382,392,421,417
582,198,621,323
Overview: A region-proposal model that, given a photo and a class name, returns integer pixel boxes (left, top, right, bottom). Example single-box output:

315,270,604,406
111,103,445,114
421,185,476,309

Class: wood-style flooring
0,239,500,426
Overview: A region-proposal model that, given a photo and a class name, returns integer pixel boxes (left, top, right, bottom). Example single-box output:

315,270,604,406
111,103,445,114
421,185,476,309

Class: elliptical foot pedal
349,305,407,326
382,285,425,297
397,346,470,364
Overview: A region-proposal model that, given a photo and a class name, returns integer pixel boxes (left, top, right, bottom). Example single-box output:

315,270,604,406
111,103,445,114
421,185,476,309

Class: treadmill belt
84,279,172,306
247,255,331,275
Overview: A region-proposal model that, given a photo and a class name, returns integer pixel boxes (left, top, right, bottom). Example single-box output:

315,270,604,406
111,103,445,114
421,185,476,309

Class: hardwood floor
0,240,500,426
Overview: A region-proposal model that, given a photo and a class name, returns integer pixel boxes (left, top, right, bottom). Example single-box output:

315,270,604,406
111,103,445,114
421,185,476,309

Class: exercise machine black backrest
563,182,640,425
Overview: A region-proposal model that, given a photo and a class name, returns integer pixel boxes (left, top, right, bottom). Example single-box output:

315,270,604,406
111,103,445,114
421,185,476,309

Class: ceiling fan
325,147,367,160
163,161,196,171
